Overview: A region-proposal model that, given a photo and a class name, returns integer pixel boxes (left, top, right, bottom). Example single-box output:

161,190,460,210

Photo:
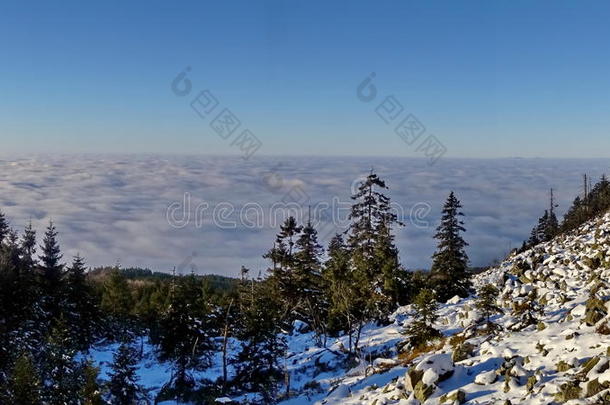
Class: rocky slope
278,213,610,405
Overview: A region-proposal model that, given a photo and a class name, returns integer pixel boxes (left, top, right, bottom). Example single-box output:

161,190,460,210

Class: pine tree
348,170,405,322
101,268,134,336
429,192,471,302
38,221,65,323
233,278,287,403
546,189,559,240
0,210,9,245
64,255,98,349
373,214,411,309
511,289,544,331
42,316,82,405
404,289,441,348
7,353,42,405
39,221,63,292
264,216,302,309
81,360,105,405
323,234,361,351
279,216,302,259
293,218,326,344
475,284,502,329
108,343,146,405
157,273,214,398
20,220,37,270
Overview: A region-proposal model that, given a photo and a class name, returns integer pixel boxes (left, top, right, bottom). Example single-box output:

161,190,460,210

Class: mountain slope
279,213,610,405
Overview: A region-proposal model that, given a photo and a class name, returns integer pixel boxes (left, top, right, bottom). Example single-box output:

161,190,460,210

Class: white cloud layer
0,154,608,277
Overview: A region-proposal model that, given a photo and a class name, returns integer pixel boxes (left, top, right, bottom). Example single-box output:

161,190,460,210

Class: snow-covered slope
279,213,610,405
89,213,610,404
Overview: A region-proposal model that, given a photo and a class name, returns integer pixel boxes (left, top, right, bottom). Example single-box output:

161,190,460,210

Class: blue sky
2,1,610,157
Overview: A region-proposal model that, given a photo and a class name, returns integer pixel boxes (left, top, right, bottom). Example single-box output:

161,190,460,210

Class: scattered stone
581,356,601,375
525,375,537,393
452,342,475,362
439,389,466,404
585,297,608,326
557,360,572,372
585,378,608,397
414,380,435,402
405,368,424,392
475,370,497,385
554,381,582,402
415,353,454,381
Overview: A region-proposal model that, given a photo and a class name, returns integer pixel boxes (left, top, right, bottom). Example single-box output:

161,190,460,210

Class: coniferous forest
0,170,608,404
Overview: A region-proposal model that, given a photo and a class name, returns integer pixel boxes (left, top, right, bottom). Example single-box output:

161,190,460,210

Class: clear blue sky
2,0,610,157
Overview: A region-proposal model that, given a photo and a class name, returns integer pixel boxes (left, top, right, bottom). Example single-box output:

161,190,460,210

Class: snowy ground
88,213,610,404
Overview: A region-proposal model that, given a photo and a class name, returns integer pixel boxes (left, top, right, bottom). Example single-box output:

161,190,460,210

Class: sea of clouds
0,154,608,278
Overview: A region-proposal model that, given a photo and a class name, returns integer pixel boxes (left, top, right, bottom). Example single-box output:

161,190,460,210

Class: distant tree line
521,174,610,251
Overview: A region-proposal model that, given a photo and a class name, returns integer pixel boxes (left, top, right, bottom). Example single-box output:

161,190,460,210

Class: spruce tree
404,289,441,348
39,221,63,292
108,343,146,405
7,353,42,405
64,255,98,349
20,220,37,270
157,274,214,397
81,360,105,405
0,210,9,245
101,268,134,336
38,221,64,323
373,214,410,309
264,216,301,309
475,284,502,329
233,277,287,403
511,289,544,331
42,316,82,405
429,192,471,302
323,233,361,351
348,170,406,322
293,218,326,343
546,189,559,240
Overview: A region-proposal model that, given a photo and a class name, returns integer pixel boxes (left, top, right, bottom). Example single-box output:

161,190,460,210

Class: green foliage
0,210,9,245
81,360,105,405
157,274,215,397
42,317,83,405
64,254,99,349
7,353,42,405
429,192,471,302
475,284,502,326
560,175,610,235
405,289,442,348
348,171,407,319
101,268,134,317
108,343,146,405
232,278,288,403
511,289,544,330
39,221,63,293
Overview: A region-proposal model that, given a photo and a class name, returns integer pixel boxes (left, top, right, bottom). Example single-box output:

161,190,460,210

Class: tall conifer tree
430,192,471,302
